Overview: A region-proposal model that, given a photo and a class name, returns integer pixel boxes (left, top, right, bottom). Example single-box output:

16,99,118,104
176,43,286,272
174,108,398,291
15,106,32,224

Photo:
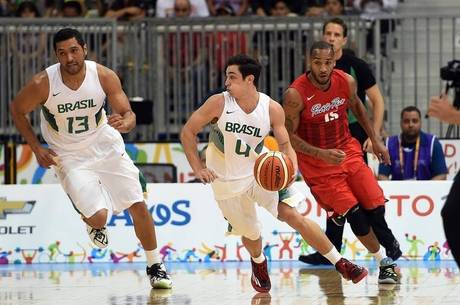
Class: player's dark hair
53,28,85,51
322,17,348,38
401,106,421,119
310,41,335,57
226,54,262,87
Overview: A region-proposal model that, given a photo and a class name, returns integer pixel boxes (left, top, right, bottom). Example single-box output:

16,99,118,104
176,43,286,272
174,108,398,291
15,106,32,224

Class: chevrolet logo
0,197,36,219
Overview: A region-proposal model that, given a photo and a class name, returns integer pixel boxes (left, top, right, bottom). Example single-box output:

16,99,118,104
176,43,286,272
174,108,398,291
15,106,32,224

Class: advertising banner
0,182,453,264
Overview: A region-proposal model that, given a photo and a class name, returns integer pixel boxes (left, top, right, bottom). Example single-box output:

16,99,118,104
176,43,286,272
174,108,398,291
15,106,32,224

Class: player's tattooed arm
282,88,322,158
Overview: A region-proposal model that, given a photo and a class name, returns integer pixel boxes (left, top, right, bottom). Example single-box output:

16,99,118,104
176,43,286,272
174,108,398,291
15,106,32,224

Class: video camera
441,60,460,138
441,60,460,84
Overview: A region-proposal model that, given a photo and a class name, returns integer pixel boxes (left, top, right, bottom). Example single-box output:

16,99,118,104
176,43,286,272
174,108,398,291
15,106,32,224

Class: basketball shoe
378,257,400,284
335,258,368,283
250,258,271,292
86,225,109,248
147,263,173,289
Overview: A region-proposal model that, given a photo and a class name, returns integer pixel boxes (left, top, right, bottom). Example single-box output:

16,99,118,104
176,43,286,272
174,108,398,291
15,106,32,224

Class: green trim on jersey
138,169,147,193
347,66,368,124
95,102,105,125
42,105,59,131
254,139,265,154
209,124,225,153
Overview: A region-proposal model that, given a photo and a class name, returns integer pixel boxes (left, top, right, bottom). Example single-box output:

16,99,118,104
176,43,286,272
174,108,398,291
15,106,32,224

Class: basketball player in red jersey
283,41,400,284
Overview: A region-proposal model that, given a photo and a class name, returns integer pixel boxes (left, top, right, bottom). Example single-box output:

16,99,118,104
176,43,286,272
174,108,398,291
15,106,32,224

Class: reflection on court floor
0,260,458,305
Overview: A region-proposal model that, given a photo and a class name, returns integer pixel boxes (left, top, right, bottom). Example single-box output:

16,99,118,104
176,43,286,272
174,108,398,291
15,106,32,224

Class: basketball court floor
0,260,458,305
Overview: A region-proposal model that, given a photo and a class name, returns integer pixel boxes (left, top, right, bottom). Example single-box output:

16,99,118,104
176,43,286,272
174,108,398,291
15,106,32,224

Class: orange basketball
254,151,295,191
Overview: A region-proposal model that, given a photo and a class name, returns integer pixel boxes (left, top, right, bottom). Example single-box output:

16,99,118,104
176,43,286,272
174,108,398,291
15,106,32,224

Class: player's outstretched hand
195,168,218,184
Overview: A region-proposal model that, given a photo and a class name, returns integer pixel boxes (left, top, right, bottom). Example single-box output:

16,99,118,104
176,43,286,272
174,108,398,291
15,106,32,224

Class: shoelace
150,265,167,279
94,230,105,241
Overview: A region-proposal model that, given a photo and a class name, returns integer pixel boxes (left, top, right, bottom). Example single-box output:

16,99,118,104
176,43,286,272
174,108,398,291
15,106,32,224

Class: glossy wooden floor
0,260,458,305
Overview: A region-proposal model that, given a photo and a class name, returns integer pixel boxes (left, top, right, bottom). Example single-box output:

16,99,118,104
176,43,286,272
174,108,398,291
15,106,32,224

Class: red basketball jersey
290,69,352,149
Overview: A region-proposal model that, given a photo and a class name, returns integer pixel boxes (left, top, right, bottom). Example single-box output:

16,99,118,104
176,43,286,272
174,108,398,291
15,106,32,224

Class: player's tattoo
285,117,294,132
284,97,301,108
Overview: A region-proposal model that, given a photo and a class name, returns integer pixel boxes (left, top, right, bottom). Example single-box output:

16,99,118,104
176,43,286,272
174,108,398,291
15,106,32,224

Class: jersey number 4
324,111,339,122
67,116,89,134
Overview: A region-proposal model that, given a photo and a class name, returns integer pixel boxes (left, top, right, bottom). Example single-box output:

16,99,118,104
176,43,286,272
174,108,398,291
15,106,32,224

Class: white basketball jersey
207,91,271,199
41,60,108,152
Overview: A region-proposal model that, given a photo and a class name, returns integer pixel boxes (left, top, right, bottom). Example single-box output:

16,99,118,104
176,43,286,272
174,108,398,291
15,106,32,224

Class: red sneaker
250,258,271,292
335,258,368,283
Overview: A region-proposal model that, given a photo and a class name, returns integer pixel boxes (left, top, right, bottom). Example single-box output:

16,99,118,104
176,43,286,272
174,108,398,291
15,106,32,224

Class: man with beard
283,41,400,284
10,28,172,289
378,106,447,180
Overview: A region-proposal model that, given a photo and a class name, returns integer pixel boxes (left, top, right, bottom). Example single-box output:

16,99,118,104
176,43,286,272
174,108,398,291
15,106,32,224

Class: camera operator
428,94,460,267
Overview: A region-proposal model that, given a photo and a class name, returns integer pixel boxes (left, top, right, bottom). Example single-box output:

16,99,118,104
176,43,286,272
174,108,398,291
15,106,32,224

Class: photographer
428,94,460,267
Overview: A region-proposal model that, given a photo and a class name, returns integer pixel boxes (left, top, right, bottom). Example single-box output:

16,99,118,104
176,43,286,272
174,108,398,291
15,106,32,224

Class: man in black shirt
299,17,401,265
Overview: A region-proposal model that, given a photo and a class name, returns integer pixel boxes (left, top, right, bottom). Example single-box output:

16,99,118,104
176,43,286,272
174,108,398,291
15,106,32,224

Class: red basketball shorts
298,143,385,215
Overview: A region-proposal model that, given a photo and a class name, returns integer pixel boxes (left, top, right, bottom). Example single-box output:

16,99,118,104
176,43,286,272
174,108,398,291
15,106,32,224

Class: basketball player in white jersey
10,28,171,289
180,54,368,292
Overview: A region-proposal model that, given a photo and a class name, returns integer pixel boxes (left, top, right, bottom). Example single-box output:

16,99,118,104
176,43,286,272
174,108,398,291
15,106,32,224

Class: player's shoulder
96,63,117,79
27,70,50,97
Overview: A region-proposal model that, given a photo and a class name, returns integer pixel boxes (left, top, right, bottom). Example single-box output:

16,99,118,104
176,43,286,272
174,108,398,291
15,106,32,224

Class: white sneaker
146,263,173,289
86,225,109,248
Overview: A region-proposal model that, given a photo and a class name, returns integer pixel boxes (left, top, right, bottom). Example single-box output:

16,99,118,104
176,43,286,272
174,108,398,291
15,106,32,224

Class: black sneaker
299,252,332,265
250,258,271,293
146,263,172,289
378,258,401,284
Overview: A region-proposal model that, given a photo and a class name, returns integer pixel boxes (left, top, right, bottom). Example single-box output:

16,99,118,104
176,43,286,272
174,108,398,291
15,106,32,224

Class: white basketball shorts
215,180,305,240
53,128,145,218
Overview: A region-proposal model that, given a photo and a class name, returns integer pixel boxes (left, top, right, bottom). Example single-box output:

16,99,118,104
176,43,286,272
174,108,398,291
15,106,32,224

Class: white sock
145,249,161,267
323,247,342,265
252,253,265,264
371,248,384,265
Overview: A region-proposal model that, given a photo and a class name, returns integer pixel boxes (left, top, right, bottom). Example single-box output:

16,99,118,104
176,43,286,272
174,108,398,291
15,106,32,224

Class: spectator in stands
15,0,41,17
156,0,209,17
299,17,401,266
164,0,206,123
304,0,326,17
10,1,46,79
270,0,297,16
206,5,248,88
43,0,60,17
252,0,306,97
172,0,192,17
378,106,448,181
105,0,145,20
428,94,460,268
0,0,15,16
207,0,249,16
325,0,345,16
355,0,397,55
61,0,84,17
252,0,304,16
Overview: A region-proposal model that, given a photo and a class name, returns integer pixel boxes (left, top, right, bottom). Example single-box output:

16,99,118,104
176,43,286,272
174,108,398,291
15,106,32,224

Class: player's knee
346,205,370,237
128,201,148,217
277,204,297,224
241,224,261,241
